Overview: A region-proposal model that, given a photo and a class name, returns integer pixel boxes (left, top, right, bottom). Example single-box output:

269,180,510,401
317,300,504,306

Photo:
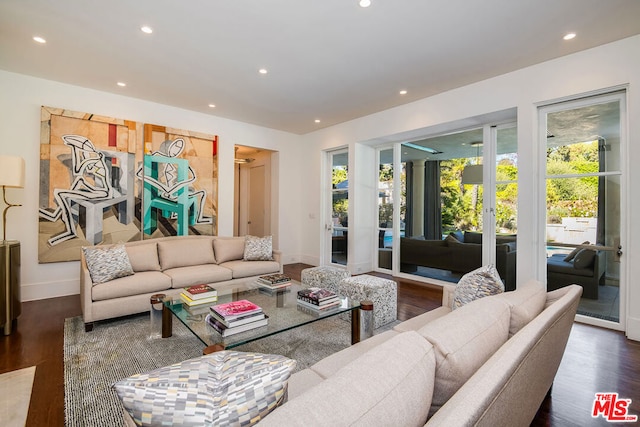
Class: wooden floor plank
1,263,638,426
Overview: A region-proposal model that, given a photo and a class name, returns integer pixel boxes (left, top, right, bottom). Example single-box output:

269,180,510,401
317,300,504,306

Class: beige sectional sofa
259,280,582,426
80,235,282,331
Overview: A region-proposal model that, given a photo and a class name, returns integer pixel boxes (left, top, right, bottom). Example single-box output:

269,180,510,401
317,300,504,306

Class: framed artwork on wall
38,106,218,263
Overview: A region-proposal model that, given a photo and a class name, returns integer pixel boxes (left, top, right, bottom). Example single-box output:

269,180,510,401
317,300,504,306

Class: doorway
234,145,273,237
539,90,626,328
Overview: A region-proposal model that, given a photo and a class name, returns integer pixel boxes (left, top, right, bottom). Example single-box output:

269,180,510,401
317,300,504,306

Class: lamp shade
461,164,483,185
0,155,25,188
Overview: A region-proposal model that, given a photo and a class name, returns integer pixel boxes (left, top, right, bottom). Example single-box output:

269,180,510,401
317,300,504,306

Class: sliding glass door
396,123,516,287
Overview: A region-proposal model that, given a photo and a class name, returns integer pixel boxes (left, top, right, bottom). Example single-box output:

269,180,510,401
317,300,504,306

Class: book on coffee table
257,274,292,286
183,283,218,300
205,314,268,337
180,292,218,306
296,298,341,311
210,300,263,321
297,287,339,306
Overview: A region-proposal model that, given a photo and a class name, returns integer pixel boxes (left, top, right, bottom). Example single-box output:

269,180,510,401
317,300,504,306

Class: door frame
537,89,628,331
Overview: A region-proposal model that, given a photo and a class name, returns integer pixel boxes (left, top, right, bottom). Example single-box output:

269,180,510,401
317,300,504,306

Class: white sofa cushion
92,271,171,301
310,329,399,379
125,243,161,272
496,280,547,336
163,264,233,289
258,331,436,427
418,296,511,417
218,260,282,279
213,238,246,263
158,239,215,270
393,306,451,333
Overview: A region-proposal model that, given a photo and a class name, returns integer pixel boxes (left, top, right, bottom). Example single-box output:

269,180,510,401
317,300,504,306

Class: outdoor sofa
400,231,517,290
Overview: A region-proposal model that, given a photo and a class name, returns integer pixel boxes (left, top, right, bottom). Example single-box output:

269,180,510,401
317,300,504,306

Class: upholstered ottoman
338,275,397,329
301,266,351,294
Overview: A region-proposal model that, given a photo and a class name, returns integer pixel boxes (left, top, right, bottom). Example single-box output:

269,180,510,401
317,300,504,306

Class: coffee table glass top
164,280,360,349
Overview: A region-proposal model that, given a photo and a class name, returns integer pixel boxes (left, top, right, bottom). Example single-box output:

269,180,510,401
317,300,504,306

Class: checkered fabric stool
338,275,397,329
300,266,351,294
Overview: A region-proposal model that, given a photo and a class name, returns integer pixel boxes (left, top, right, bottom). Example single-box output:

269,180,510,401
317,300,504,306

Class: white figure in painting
38,135,115,245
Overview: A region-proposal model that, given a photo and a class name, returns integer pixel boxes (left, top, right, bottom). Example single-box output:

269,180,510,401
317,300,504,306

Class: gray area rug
64,313,396,426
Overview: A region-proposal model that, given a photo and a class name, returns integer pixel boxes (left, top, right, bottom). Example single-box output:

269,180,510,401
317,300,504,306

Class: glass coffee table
162,279,371,354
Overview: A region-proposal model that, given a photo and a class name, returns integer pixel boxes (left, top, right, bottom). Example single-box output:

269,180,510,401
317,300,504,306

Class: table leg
162,304,172,338
351,300,374,345
351,307,361,345
203,344,225,355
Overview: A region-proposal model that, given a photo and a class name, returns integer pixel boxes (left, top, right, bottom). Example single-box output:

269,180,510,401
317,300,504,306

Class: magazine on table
210,300,263,321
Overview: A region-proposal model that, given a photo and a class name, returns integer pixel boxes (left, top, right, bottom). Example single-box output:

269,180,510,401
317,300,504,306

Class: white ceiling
1,0,639,135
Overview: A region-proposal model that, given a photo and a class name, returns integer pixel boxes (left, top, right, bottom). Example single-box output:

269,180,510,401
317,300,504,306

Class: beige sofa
259,280,581,426
80,235,282,331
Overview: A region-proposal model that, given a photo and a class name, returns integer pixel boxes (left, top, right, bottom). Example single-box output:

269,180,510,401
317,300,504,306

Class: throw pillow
244,235,273,261
445,234,463,246
451,264,504,310
449,230,464,243
113,351,296,427
563,241,590,262
82,245,134,284
573,248,597,269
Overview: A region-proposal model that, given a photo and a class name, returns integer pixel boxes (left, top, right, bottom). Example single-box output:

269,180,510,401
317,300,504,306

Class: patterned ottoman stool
301,266,351,294
338,275,397,329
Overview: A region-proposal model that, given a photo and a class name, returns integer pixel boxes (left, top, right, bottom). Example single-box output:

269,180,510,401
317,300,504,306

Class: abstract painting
38,106,218,263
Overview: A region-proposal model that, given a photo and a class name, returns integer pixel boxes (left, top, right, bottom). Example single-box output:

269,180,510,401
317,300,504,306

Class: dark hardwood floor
1,263,638,426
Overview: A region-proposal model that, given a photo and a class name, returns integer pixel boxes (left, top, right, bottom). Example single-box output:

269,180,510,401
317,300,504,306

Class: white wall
299,35,640,340
0,70,303,301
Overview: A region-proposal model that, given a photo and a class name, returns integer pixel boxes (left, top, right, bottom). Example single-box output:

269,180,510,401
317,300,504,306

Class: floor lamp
0,155,25,335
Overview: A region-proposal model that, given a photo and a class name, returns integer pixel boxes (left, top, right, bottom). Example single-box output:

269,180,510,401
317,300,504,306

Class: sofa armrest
441,283,456,308
79,253,95,326
272,250,283,273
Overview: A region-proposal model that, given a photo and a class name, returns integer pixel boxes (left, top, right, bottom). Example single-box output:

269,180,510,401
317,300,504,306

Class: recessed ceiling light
315,119,321,123
563,33,576,40
141,26,153,34
359,0,371,7
208,104,216,108
399,90,407,95
33,36,46,44
117,82,126,87
258,68,268,74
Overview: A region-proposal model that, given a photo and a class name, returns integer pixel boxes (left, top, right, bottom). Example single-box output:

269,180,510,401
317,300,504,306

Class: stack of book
257,273,292,290
206,299,268,337
296,287,341,311
180,284,218,306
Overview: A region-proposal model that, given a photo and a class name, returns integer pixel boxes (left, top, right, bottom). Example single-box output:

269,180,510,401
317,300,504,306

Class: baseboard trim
21,279,79,302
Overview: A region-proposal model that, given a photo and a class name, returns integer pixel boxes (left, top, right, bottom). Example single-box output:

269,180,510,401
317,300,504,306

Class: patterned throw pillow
451,264,504,310
82,245,134,284
243,235,274,261
113,351,296,427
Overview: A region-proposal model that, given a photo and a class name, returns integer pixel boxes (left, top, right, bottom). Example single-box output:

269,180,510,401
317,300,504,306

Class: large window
397,123,518,288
